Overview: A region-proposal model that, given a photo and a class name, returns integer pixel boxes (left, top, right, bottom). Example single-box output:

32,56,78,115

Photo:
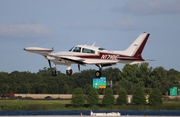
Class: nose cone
24,48,28,51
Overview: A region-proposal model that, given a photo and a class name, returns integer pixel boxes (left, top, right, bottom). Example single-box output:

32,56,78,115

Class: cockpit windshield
69,46,81,52
69,46,75,52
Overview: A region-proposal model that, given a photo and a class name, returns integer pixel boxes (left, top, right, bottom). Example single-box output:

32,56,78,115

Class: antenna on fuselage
92,42,96,46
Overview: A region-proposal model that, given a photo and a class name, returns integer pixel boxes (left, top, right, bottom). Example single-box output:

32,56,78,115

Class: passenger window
82,48,95,54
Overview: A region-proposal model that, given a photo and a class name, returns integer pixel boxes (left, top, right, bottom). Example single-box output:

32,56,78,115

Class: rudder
124,32,150,57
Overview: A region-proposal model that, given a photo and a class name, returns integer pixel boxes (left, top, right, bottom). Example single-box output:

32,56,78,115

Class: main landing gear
95,71,101,78
52,69,57,76
95,64,102,78
47,60,58,76
66,66,73,76
49,60,102,77
52,64,58,76
51,64,73,76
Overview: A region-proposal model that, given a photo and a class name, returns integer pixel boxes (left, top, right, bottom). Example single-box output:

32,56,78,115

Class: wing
48,54,86,65
60,56,86,65
24,47,54,56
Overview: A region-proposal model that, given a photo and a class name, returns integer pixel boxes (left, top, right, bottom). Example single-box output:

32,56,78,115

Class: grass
0,100,72,110
0,100,180,110
0,100,71,105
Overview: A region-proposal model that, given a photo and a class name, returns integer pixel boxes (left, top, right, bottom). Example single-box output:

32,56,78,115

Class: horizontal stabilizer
144,59,155,61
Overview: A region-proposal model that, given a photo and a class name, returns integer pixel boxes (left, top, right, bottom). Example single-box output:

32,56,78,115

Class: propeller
48,60,51,68
78,64,80,71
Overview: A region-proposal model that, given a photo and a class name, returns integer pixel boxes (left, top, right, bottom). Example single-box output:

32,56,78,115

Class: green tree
87,88,99,106
112,82,120,94
102,88,114,107
102,67,121,82
118,79,135,94
1,65,180,96
120,64,139,84
116,88,127,105
0,84,9,98
151,67,168,94
132,87,146,105
138,62,153,88
71,88,85,107
149,88,162,105
167,69,180,89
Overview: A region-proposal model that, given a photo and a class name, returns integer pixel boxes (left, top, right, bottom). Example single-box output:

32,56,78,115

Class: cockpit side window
73,47,81,52
82,48,95,54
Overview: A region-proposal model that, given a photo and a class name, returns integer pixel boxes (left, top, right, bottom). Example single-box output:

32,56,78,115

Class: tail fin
124,32,150,57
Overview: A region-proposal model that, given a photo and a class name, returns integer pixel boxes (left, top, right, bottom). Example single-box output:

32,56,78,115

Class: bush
71,88,85,107
116,88,127,105
149,88,162,105
132,87,146,105
102,88,114,107
87,88,99,106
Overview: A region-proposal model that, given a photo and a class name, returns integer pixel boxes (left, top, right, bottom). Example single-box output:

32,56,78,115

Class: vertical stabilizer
124,32,150,57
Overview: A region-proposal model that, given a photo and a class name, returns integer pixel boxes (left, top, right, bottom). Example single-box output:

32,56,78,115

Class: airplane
24,32,150,77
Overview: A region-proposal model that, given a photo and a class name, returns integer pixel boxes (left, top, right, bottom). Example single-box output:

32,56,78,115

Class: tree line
0,62,180,96
71,87,162,107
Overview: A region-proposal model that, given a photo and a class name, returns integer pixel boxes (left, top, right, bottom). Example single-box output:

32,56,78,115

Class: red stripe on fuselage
76,52,144,61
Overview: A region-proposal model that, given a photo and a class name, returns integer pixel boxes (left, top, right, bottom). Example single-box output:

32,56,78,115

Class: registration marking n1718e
101,54,120,60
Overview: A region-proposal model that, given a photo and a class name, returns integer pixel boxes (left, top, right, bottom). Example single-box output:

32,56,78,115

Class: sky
0,0,180,74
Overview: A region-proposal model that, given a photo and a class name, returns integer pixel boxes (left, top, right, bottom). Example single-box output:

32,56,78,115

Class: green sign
93,77,106,89
170,87,178,96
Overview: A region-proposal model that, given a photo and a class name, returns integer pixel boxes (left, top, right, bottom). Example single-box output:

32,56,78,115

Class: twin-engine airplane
24,32,150,77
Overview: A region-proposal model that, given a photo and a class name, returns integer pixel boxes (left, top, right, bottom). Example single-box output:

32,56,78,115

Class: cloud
110,0,180,15
0,23,53,39
65,18,139,30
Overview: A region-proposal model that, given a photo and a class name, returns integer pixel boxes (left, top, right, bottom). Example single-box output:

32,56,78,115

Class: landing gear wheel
52,70,57,76
95,71,101,78
66,69,73,76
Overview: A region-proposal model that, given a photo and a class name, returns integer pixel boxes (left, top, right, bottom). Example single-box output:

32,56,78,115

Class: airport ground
1,94,180,111
1,99,180,110
0,115,178,117
14,94,180,101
